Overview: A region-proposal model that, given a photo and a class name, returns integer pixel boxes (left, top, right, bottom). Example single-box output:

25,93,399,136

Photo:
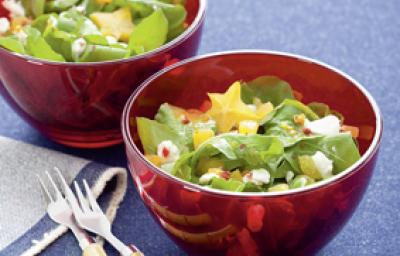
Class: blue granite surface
0,0,399,255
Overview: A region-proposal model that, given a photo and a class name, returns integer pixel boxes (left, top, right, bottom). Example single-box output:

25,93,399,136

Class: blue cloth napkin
0,137,146,256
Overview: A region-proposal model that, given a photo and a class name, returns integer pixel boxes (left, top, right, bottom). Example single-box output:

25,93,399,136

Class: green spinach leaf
241,76,294,106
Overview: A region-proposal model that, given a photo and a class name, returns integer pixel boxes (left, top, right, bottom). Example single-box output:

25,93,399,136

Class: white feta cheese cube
243,168,270,186
311,151,333,179
304,115,340,136
157,140,180,163
199,172,219,185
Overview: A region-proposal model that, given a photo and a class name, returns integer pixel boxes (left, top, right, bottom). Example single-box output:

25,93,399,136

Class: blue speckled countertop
0,0,398,255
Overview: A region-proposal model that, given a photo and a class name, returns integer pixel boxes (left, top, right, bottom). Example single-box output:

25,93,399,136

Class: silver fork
37,172,107,256
54,168,143,256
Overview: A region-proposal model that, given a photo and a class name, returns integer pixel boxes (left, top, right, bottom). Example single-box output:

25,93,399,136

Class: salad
0,0,187,62
136,76,361,192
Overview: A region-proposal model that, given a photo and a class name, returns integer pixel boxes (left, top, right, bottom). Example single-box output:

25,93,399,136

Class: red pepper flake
181,115,190,125
162,147,170,158
220,171,231,180
239,144,246,150
302,127,312,135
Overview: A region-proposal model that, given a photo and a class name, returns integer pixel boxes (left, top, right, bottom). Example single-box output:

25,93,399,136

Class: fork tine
83,179,102,213
54,167,83,215
46,171,62,199
74,181,91,213
36,174,53,203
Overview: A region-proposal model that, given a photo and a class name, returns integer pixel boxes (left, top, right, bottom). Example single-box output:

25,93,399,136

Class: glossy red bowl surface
0,0,206,148
122,51,382,256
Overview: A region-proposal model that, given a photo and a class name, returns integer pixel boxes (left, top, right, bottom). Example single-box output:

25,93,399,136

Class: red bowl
0,0,206,148
122,51,383,255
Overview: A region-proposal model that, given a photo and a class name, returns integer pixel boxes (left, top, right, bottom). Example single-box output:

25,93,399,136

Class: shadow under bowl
122,51,382,255
0,0,206,148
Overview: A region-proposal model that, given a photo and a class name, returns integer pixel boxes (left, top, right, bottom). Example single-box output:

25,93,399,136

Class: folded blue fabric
0,136,184,256
2,162,122,256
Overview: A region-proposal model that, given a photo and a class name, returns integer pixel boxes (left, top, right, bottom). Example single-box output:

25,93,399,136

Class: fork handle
82,243,107,256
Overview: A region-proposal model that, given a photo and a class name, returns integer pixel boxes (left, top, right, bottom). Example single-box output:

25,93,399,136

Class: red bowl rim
122,50,383,198
0,0,207,66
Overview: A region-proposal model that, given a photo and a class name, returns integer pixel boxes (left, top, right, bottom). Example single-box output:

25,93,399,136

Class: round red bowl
0,0,206,148
122,51,382,256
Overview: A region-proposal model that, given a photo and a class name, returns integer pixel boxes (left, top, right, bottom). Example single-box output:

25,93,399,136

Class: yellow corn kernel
196,157,223,175
238,120,259,135
293,113,306,126
280,122,294,131
145,154,165,167
268,184,289,192
193,129,215,149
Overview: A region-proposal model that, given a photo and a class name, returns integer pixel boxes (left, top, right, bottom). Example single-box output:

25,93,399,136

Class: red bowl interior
0,0,206,148
122,51,382,256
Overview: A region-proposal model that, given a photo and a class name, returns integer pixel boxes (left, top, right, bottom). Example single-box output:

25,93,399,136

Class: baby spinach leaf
79,0,104,15
84,34,109,45
24,27,66,61
125,0,186,40
22,0,46,18
57,9,100,36
162,4,187,30
241,76,294,106
44,28,77,61
45,0,80,12
284,133,361,175
78,45,129,62
242,182,264,192
0,37,25,54
171,152,194,181
136,117,184,155
308,102,344,123
167,23,186,41
128,9,168,52
211,178,245,192
191,134,284,172
31,14,52,33
263,99,320,147
155,103,194,150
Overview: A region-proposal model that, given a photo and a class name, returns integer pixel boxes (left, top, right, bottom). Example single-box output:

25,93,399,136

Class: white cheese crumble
71,38,87,60
199,172,219,184
285,170,295,183
157,140,180,163
311,151,333,179
106,35,118,45
240,120,258,130
247,104,257,112
2,0,25,17
243,168,270,186
0,18,10,34
76,5,86,13
48,15,58,27
296,176,307,187
304,115,340,136
14,30,27,44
